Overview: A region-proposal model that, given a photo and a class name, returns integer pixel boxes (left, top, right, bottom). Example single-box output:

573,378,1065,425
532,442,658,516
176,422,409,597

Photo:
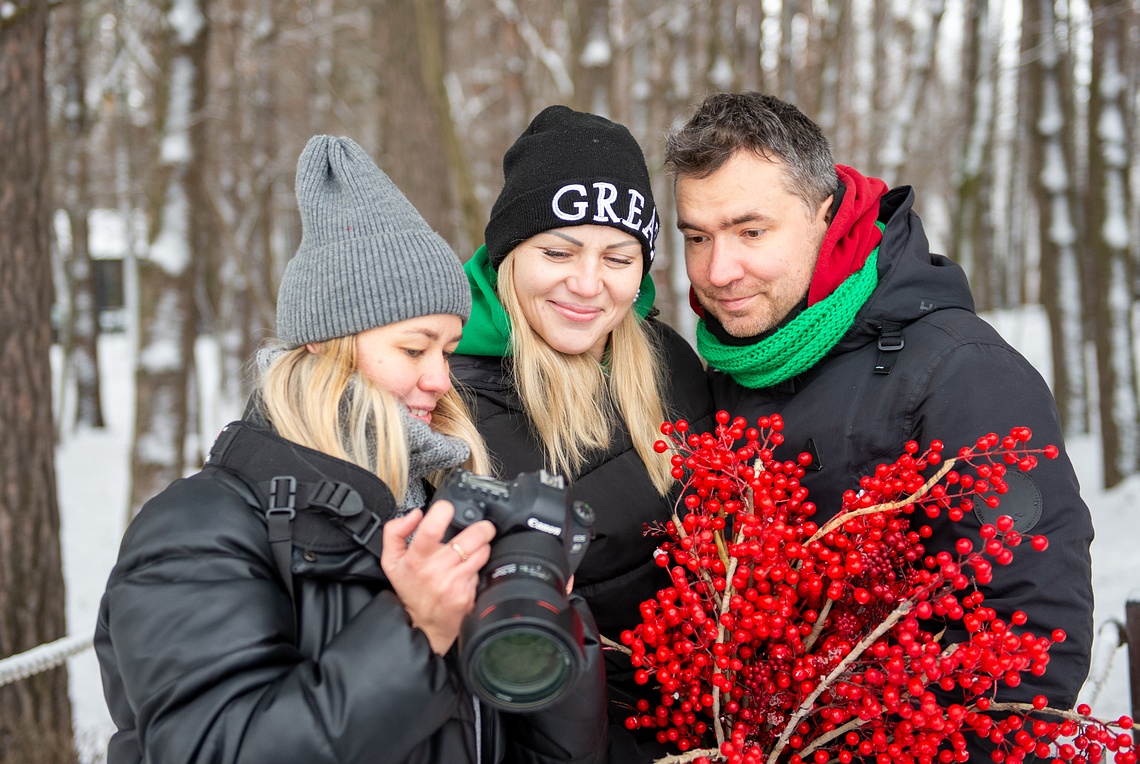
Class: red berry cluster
623,413,1135,764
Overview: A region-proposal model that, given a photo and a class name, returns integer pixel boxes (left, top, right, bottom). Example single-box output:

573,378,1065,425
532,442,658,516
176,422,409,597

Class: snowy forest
3,0,1140,760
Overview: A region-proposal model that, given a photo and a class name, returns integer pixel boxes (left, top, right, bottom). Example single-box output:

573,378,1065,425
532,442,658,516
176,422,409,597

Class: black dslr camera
436,468,595,712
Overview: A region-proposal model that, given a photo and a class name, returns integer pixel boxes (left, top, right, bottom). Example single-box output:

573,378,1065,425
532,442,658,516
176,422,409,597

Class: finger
380,508,422,563
382,508,422,541
408,499,456,554
451,520,496,556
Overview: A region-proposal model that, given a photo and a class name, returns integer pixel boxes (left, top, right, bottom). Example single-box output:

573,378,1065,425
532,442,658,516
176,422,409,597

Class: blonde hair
497,253,673,495
259,336,490,503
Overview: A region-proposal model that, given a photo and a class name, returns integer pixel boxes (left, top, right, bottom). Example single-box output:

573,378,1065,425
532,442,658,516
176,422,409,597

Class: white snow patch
580,32,611,67
160,57,196,165
168,0,205,46
148,185,191,276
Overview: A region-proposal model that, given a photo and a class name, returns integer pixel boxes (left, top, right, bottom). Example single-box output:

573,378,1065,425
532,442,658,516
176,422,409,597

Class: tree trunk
378,0,459,251
777,0,798,101
0,3,76,761
129,0,211,516
1087,0,1138,487
1023,0,1088,435
814,0,846,136
57,0,105,430
412,0,483,253
569,0,611,115
950,0,998,311
877,0,947,187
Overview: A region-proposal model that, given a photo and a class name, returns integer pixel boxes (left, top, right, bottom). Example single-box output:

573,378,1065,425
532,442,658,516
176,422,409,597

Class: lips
549,301,604,323
405,406,434,424
715,294,755,312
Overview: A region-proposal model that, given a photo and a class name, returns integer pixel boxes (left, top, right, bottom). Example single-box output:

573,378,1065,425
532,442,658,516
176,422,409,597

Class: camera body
440,468,594,573
435,468,596,712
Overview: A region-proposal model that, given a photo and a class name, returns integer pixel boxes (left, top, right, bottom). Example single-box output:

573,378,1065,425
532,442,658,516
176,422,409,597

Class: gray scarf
398,405,470,513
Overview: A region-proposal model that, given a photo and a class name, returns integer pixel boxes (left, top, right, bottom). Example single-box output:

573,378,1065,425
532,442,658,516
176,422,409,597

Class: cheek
609,272,643,308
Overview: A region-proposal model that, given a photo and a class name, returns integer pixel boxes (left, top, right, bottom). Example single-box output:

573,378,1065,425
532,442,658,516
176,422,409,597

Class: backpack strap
205,421,397,639
265,476,298,613
255,476,385,561
873,321,905,375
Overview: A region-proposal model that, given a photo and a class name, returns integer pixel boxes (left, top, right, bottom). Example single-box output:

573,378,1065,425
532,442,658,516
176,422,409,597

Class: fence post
1128,598,1140,746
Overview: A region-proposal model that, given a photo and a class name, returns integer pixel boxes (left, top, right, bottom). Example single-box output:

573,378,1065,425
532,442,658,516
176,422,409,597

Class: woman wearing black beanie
451,106,715,763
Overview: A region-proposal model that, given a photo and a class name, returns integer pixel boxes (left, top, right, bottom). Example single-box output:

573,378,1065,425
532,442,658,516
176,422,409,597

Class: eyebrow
677,211,775,232
545,230,640,250
399,327,463,344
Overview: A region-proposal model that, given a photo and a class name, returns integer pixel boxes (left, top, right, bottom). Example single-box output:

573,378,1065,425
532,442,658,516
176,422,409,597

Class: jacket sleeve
96,474,470,764
500,594,608,764
909,333,1094,711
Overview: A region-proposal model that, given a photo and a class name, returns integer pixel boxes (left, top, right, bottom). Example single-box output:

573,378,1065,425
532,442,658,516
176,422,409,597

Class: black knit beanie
484,105,659,273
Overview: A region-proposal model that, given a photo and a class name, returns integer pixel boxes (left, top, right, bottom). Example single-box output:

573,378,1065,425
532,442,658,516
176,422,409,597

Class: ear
305,342,321,354
817,194,835,225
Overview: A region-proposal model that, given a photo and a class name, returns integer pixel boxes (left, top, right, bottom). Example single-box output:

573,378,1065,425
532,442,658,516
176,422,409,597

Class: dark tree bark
777,0,799,101
0,3,76,761
413,0,483,252
1087,0,1139,487
950,0,999,311
1023,0,1089,435
378,0,461,250
569,0,611,116
129,0,211,516
56,0,104,430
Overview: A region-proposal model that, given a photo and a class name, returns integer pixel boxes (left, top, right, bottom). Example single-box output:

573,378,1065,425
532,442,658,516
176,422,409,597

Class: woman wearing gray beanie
450,106,714,764
95,135,606,764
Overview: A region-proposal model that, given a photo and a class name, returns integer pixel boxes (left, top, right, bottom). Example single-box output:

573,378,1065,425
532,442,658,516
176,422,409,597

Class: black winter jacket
450,320,714,761
95,420,607,764
708,187,1094,736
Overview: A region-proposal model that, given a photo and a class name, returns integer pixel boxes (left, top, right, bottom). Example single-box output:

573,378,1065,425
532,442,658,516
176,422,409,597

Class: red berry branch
616,412,1137,764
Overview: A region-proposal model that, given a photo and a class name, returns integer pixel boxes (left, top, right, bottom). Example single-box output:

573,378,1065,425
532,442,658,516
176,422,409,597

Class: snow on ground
54,309,1140,760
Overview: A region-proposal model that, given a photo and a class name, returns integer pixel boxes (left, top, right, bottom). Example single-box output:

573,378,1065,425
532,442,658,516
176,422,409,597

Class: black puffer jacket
451,320,714,762
95,420,607,764
709,187,1094,740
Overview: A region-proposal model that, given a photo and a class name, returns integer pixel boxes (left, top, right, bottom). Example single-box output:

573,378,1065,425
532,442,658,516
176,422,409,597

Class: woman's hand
381,500,496,655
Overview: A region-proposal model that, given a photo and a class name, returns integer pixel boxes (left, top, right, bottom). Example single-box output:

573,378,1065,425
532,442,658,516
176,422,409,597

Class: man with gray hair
667,91,1093,760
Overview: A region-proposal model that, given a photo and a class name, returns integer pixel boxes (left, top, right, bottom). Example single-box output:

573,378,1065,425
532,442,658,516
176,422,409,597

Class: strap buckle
877,333,904,352
351,512,382,545
267,475,297,520
310,480,364,517
874,323,905,375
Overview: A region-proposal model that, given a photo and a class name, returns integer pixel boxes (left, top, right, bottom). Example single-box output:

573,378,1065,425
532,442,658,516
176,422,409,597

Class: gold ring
451,542,469,563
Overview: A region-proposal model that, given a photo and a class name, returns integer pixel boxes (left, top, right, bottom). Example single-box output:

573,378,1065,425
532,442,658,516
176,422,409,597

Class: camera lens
469,628,573,705
459,533,585,712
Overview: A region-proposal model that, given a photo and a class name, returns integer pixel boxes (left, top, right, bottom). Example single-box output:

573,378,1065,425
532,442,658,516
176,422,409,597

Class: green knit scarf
697,247,880,389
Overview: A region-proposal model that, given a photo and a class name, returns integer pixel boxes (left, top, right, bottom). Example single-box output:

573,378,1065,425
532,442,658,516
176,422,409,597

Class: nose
566,258,604,298
705,239,744,288
419,354,452,394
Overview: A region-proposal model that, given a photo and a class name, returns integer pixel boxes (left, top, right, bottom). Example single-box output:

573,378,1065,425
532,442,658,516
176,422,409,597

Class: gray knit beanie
276,135,471,347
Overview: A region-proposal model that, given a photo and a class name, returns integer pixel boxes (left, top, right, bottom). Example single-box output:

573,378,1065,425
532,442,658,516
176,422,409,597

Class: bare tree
54,0,105,431
1086,0,1139,487
129,0,212,516
378,0,469,251
876,0,947,187
1024,0,1088,434
0,3,75,761
950,0,999,311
